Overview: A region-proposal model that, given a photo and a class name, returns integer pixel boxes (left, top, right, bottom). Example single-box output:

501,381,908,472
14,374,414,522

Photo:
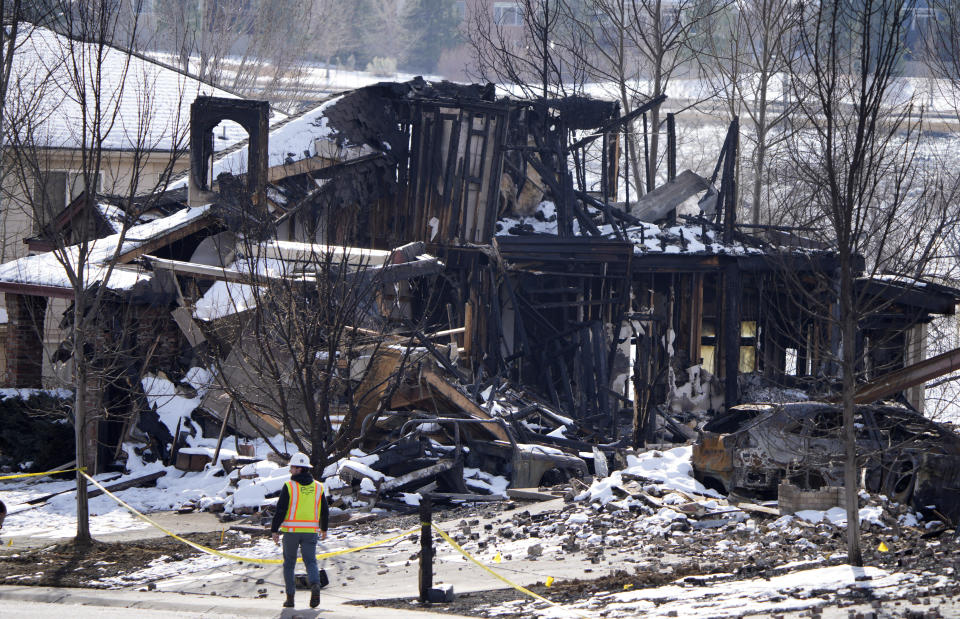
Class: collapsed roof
2,78,958,482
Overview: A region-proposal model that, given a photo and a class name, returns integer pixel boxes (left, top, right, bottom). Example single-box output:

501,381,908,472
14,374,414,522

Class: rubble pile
457,468,960,618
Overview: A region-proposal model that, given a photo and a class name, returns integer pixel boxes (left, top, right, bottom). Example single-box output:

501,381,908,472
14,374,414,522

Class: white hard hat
289,452,311,468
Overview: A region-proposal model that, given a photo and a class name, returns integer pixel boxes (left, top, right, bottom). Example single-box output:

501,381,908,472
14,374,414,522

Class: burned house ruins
2,78,959,518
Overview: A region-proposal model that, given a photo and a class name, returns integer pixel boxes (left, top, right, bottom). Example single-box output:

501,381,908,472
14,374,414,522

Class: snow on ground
577,446,722,506
0,387,72,401
1,471,154,539
88,534,281,588
0,428,298,540
487,564,939,618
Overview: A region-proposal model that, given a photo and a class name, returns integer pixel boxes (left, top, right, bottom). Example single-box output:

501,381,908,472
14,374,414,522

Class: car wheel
885,457,917,505
699,476,728,495
539,467,569,487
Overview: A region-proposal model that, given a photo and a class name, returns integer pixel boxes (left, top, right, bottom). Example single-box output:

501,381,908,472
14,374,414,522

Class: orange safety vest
280,479,324,533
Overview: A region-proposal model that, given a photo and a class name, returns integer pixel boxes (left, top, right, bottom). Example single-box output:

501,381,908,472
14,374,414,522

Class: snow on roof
0,205,211,291
496,201,766,256
97,202,128,233
166,94,368,190
865,273,930,288
6,25,260,152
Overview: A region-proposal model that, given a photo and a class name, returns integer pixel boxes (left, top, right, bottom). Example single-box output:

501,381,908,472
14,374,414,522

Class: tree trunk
751,78,769,225
840,254,862,566
74,353,91,546
619,87,646,199
648,103,661,192
751,142,766,225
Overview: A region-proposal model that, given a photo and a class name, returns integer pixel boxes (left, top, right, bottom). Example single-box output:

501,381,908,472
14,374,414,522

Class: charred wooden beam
567,94,667,152
722,261,741,407
845,346,960,405
380,459,456,493
419,369,512,442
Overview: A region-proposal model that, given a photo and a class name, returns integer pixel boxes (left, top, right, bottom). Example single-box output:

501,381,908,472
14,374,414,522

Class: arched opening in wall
210,119,250,179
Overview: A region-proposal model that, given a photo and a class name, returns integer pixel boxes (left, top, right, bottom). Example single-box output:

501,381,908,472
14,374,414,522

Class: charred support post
667,113,676,182
419,496,433,603
722,118,739,244
642,113,652,193
723,261,742,407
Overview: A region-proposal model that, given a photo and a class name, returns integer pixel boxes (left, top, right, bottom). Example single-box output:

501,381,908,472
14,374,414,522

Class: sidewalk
0,584,470,618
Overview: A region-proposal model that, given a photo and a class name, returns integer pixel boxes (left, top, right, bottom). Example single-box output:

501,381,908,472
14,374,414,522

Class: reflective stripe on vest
280,479,324,533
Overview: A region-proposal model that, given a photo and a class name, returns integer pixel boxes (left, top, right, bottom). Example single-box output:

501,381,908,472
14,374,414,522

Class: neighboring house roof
5,24,279,152
26,187,191,253
0,204,212,296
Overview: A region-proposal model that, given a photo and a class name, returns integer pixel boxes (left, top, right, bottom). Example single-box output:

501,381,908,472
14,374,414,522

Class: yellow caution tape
430,522,586,615
81,471,417,565
84,470,586,615
0,467,85,481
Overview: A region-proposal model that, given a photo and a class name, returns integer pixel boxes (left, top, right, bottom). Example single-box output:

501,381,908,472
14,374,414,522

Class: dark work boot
310,583,320,608
283,593,295,608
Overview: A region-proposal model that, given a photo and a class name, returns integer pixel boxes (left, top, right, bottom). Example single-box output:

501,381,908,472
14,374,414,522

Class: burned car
692,402,960,523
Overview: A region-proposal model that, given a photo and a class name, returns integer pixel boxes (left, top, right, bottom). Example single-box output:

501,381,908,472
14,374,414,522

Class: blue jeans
282,531,320,595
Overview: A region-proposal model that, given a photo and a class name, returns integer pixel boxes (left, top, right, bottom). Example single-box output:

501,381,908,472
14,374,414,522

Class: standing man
271,452,328,609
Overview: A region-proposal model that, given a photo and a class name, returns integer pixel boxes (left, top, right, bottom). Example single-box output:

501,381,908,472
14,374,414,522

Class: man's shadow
277,609,323,618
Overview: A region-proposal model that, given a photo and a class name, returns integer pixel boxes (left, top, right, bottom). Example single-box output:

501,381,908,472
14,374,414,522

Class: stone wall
778,482,847,514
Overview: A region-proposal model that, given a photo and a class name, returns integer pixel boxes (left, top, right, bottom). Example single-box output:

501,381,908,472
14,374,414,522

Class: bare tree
3,1,191,545
561,0,649,196
627,0,724,190
777,0,959,566
552,0,724,198
148,1,323,106
312,0,353,80
699,0,802,223
467,0,586,100
196,198,434,473
924,0,960,120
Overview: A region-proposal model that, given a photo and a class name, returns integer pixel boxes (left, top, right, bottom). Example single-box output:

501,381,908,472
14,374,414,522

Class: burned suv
692,402,960,523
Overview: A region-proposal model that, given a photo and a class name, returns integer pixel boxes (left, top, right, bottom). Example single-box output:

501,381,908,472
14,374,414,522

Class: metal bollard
418,496,433,602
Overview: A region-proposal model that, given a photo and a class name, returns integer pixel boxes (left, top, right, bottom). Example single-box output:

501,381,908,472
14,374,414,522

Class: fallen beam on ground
87,471,168,499
379,459,456,493
26,472,123,504
13,471,163,514
426,492,506,502
420,369,512,442
506,488,560,501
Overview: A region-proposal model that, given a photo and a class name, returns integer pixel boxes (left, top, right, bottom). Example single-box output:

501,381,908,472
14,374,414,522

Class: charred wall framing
401,99,509,245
